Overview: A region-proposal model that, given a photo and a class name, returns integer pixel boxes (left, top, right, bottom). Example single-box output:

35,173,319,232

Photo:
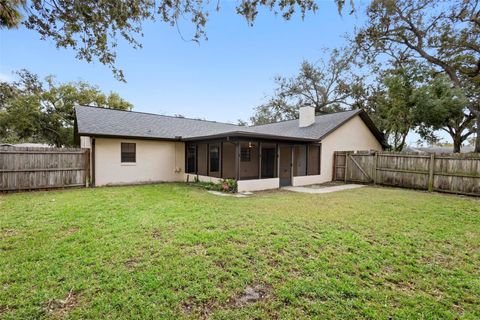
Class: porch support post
195,144,198,174
291,145,295,182
305,144,309,176
207,143,210,176
220,141,223,179
258,142,262,179
235,141,240,180
276,143,280,178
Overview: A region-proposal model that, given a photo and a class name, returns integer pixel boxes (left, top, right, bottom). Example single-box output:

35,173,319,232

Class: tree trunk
453,135,462,153
475,113,480,153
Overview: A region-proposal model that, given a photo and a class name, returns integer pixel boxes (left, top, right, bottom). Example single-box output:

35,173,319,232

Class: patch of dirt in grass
419,252,457,268
43,289,80,318
125,258,139,269
152,229,161,239
65,227,79,235
0,244,15,251
181,297,216,318
0,228,18,238
231,284,272,307
0,305,12,314
214,259,227,269
386,280,416,293
181,297,197,314
181,244,207,256
181,284,273,317
451,301,465,315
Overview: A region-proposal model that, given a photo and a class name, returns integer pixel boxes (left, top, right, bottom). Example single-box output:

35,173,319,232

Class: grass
0,184,479,319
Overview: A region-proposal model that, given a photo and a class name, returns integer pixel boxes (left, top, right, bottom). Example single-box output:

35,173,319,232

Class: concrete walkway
282,184,366,194
207,190,253,198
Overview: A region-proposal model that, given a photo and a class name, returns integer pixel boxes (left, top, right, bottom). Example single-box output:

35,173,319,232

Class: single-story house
404,146,475,154
74,105,386,192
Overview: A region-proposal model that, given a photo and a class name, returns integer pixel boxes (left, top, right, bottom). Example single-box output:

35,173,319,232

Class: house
404,146,475,154
13,143,53,148
74,105,386,192
0,143,52,148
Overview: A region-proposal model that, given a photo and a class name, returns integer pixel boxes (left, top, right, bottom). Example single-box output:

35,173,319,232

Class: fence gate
333,151,480,197
0,146,90,192
333,151,375,184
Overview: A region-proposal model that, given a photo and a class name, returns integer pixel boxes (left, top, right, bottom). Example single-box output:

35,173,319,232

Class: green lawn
1,184,479,319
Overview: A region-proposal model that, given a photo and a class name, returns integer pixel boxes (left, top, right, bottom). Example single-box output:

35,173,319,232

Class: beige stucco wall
237,178,280,192
93,138,185,186
293,115,382,186
292,175,323,186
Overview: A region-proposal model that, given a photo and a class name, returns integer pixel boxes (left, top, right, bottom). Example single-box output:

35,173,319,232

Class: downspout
91,138,96,186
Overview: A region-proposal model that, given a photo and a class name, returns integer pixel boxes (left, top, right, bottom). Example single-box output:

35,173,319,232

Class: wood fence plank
334,150,480,197
344,152,348,183
0,147,88,191
428,154,435,192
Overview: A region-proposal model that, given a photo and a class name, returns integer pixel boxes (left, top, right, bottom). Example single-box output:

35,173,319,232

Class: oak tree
355,0,480,151
0,70,132,146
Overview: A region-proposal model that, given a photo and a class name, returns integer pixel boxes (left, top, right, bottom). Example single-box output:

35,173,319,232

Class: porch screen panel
293,145,307,176
261,143,277,178
239,141,259,180
197,143,208,176
209,144,220,177
186,144,196,173
307,144,321,175
222,142,236,179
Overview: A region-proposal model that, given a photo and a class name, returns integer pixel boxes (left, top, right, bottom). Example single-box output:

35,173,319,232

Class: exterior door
261,147,275,178
279,145,292,187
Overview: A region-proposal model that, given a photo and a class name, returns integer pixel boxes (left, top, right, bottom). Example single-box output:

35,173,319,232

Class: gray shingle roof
75,106,240,140
75,106,383,143
247,110,362,140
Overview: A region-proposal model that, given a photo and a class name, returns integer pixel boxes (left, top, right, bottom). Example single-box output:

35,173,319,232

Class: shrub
221,179,237,193
190,177,237,193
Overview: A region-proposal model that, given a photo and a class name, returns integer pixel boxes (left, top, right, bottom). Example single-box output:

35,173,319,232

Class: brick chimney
299,106,315,127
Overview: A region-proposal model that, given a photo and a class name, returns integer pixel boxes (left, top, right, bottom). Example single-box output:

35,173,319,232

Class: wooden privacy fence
0,146,90,192
334,150,480,196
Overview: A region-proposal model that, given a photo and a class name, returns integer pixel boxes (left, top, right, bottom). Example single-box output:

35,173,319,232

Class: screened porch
185,138,322,188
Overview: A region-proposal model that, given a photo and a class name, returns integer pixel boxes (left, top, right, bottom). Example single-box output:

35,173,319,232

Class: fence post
373,152,378,185
332,152,337,181
84,149,90,188
344,152,348,183
428,153,435,192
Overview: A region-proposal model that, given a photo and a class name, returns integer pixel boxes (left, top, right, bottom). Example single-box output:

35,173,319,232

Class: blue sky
0,1,443,145
0,1,360,120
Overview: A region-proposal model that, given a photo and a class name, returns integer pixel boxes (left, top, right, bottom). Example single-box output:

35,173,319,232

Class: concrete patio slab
207,191,251,198
282,184,366,194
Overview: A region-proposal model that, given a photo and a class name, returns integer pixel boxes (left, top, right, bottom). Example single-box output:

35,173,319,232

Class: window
240,147,251,162
121,143,136,163
209,145,219,172
186,144,196,173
